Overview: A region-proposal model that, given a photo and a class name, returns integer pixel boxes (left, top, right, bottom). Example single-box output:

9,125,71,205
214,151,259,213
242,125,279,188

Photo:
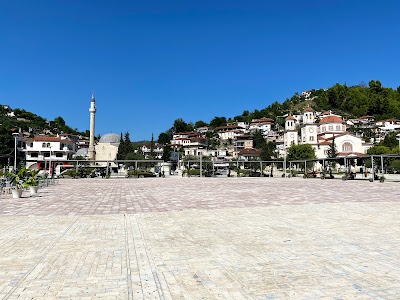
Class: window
56,153,63,157
47,143,50,147
328,125,333,131
322,126,326,132
336,125,341,131
342,142,353,152
44,153,50,157
31,153,38,158
42,143,46,147
309,136,314,142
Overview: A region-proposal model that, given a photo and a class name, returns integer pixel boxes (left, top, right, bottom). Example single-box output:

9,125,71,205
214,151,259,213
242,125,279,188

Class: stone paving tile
0,178,399,299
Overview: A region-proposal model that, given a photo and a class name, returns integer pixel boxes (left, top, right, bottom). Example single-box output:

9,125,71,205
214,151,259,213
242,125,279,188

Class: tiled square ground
0,177,399,299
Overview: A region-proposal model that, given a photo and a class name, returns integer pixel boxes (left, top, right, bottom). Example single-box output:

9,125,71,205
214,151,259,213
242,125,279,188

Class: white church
283,107,372,159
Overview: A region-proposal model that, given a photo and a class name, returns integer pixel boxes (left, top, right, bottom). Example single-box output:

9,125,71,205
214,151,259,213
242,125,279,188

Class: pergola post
371,156,375,182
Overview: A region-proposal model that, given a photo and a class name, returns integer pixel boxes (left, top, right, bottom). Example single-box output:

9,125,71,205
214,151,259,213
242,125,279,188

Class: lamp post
49,145,52,177
283,135,287,178
12,133,21,173
397,134,400,155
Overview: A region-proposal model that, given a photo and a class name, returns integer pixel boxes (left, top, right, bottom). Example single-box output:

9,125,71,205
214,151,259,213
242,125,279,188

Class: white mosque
87,93,120,166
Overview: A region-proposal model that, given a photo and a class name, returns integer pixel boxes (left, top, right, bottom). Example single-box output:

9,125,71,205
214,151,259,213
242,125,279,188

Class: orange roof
239,148,261,155
285,116,296,121
303,107,314,112
320,116,344,124
215,125,242,130
26,136,72,142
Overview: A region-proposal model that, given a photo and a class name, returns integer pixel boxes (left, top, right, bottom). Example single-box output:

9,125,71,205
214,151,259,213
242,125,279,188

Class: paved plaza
0,177,399,299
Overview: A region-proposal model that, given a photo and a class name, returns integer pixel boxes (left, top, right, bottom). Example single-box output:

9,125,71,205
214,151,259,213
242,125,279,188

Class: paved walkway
0,178,399,299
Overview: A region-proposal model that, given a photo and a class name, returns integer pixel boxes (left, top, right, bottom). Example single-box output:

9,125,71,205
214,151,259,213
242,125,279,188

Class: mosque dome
75,148,88,157
99,133,121,144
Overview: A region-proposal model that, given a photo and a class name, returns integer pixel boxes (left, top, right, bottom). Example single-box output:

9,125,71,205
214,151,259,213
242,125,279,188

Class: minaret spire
88,92,97,161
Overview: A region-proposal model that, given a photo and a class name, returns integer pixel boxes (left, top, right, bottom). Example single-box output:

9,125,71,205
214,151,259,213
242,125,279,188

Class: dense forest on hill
229,80,400,124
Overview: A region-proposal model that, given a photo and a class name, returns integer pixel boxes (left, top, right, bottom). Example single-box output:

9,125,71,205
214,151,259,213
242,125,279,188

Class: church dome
99,133,120,144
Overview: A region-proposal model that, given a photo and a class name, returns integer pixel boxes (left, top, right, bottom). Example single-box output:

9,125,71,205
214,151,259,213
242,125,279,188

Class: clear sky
1,0,399,141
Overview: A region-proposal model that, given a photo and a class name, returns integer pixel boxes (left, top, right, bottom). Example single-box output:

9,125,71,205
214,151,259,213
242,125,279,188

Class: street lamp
397,134,400,155
12,133,22,173
283,135,287,178
49,145,52,177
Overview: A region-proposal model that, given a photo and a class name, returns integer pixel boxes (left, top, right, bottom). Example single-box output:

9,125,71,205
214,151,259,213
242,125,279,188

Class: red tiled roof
25,136,72,142
320,116,344,124
285,116,296,121
303,107,314,112
215,125,242,130
239,148,261,155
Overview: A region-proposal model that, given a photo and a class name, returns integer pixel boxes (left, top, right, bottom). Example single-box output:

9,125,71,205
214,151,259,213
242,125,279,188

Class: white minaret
88,92,96,161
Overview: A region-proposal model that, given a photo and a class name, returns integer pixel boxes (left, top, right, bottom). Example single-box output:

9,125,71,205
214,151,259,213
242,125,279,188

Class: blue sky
1,0,399,141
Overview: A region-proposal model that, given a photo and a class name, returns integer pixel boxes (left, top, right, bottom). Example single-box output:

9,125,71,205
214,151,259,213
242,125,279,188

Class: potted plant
5,168,26,199
25,169,40,194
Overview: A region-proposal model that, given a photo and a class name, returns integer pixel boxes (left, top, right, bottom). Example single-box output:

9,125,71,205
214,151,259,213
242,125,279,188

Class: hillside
0,105,89,165
157,80,400,142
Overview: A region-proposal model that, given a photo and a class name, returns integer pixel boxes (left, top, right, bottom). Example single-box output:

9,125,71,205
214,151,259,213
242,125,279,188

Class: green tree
194,120,208,128
209,116,227,128
260,141,276,161
124,152,145,167
53,116,66,127
0,128,14,166
158,131,172,145
367,145,391,155
117,132,134,160
173,118,193,133
162,144,172,161
326,138,338,158
381,131,399,149
252,130,265,149
287,144,317,161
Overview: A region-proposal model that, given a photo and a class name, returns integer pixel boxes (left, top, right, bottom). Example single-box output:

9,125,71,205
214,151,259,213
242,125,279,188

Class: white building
170,132,209,157
216,125,246,140
23,135,77,172
248,118,273,134
141,143,164,159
